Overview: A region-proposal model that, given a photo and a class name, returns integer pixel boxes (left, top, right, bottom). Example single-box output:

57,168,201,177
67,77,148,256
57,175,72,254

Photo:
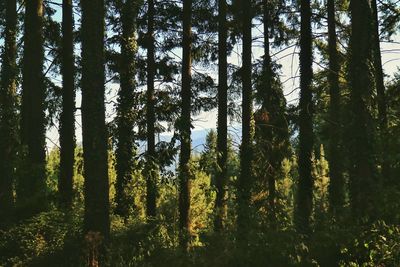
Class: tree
58,0,76,210
19,0,47,217
179,0,193,249
254,0,290,226
145,0,157,218
215,0,228,232
371,0,390,182
295,0,314,233
81,0,110,239
114,0,139,219
348,0,377,218
0,0,17,226
237,0,254,238
327,0,344,215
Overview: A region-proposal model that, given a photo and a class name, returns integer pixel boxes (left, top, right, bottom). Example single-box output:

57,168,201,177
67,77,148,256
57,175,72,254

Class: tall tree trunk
19,0,47,217
263,0,276,225
146,0,157,218
81,0,110,239
348,0,376,219
179,0,192,249
59,0,76,210
327,0,344,215
215,0,228,232
237,0,253,239
0,0,17,226
371,0,390,181
295,0,313,234
115,0,138,219
255,0,290,227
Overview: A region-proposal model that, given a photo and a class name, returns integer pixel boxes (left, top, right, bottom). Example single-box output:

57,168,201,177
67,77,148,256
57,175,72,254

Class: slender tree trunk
179,0,192,249
295,0,313,234
115,0,138,219
262,0,276,225
215,0,228,232
0,0,17,226
255,0,290,227
327,0,344,215
59,0,76,210
348,0,376,219
146,0,157,218
371,0,390,181
19,0,47,217
237,0,253,238
371,0,387,131
81,0,110,239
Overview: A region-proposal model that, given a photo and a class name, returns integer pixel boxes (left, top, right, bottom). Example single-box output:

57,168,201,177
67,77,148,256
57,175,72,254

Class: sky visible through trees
39,3,400,150
2,0,400,266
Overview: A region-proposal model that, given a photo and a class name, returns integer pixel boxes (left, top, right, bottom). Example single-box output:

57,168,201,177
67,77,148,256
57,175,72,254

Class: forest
0,0,400,266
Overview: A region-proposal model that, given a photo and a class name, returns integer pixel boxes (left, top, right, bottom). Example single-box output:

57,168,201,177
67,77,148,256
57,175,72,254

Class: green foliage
46,148,60,201
339,221,400,266
312,145,330,221
3,1,400,264
0,210,82,266
4,141,400,266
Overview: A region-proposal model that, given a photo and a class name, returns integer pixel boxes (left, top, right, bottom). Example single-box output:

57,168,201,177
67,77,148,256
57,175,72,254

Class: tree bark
263,0,276,225
0,0,17,226
215,0,228,232
295,0,314,234
59,0,76,210
146,0,157,218
253,0,290,227
327,0,344,215
348,0,376,219
81,0,110,239
237,0,253,239
19,0,47,217
179,0,192,250
115,0,138,219
371,0,390,182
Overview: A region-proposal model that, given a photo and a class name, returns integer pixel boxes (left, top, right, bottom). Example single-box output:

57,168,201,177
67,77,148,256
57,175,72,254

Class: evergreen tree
19,0,47,217
215,0,228,232
81,0,110,239
58,0,76,210
295,0,314,233
179,0,193,250
237,0,254,239
0,0,17,226
145,0,157,218
254,0,290,225
371,0,390,182
114,0,140,219
327,0,344,215
348,0,377,218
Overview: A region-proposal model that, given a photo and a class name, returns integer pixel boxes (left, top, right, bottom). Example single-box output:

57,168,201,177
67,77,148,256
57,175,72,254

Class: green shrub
339,221,400,266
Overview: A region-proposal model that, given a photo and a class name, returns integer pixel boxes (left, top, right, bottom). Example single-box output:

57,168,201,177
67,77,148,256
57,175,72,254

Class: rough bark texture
0,0,17,226
179,0,192,249
295,0,314,234
348,0,376,219
115,0,138,219
215,0,228,232
237,0,253,239
146,0,157,218
257,0,289,226
59,0,76,210
19,0,47,217
263,2,276,225
371,0,390,182
81,0,110,239
327,0,344,215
